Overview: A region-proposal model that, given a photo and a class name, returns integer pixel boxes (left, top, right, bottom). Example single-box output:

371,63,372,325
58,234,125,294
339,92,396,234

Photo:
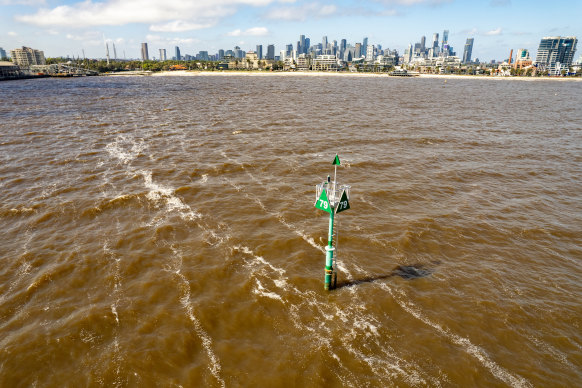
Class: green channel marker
314,154,351,291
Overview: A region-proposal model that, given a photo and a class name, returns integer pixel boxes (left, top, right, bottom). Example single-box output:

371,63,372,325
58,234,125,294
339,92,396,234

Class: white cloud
265,3,337,21
16,0,274,29
150,20,216,32
145,34,200,46
485,27,502,36
227,27,269,36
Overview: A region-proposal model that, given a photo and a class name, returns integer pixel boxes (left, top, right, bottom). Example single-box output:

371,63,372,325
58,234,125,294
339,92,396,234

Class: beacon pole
315,154,350,291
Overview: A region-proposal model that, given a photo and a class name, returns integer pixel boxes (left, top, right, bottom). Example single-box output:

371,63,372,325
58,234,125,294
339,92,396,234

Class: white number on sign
338,201,348,209
319,199,328,209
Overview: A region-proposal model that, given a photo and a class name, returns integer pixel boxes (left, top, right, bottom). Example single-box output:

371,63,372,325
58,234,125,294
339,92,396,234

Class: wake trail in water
169,246,225,387
378,282,532,388
105,135,225,385
102,239,123,387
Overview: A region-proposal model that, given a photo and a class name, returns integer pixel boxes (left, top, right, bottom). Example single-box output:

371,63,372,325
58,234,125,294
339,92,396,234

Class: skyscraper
0,47,6,59
256,45,263,59
462,38,474,63
362,37,368,56
420,36,426,53
305,38,310,52
175,46,181,61
441,30,449,52
218,49,225,60
535,36,578,75
141,43,149,61
159,48,167,61
432,33,439,56
266,44,275,60
354,43,362,58
322,36,328,53
299,35,306,54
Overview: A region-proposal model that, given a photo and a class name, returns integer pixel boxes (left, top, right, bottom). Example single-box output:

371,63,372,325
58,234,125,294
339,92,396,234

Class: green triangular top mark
332,154,340,166
314,188,332,214
335,190,350,214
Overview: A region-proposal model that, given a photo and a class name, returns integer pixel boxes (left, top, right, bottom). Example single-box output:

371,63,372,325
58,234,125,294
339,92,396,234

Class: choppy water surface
1,75,581,387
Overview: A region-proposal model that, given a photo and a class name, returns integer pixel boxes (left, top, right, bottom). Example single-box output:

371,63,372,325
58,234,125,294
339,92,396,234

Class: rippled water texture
1,75,581,387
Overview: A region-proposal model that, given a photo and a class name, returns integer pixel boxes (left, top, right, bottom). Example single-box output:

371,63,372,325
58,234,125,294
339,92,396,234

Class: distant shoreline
104,70,582,81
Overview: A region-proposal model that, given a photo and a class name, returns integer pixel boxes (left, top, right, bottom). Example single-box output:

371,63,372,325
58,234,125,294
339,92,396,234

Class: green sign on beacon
314,154,351,290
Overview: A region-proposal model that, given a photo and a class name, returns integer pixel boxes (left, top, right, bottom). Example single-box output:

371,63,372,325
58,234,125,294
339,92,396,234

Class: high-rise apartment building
218,49,225,60
9,46,46,66
159,49,167,61
322,36,328,52
441,30,449,52
462,38,474,63
0,47,7,59
266,44,275,60
432,33,439,56
256,45,263,59
175,46,181,61
535,36,578,75
366,45,375,62
354,43,362,58
141,43,149,61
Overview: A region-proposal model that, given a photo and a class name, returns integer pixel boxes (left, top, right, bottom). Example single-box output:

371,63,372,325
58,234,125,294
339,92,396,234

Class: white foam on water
379,283,532,388
527,335,576,370
169,247,224,387
253,279,284,302
141,170,201,222
105,135,146,165
233,245,286,278
200,174,208,184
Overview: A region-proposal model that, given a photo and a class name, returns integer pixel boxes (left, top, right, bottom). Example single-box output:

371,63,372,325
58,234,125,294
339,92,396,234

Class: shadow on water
336,263,435,289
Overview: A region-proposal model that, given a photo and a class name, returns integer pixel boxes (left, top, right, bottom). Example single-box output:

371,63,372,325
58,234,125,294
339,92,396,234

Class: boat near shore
389,68,420,77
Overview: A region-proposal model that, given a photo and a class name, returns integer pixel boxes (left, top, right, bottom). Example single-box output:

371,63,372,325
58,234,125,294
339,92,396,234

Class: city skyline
1,0,581,61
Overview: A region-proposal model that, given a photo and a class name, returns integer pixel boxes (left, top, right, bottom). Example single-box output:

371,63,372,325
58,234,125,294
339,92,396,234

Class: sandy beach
145,70,582,81
102,69,582,81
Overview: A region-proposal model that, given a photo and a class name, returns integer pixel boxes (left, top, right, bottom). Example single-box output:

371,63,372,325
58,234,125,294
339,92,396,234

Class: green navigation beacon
314,154,351,290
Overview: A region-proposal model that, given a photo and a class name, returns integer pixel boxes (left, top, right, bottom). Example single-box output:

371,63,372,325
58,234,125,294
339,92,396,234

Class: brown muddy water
0,75,581,387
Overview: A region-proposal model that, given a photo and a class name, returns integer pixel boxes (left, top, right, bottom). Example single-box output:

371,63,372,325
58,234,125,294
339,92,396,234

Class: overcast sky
1,0,580,61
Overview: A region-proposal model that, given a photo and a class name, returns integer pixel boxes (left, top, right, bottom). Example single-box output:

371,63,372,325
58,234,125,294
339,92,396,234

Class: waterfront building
141,43,149,61
296,53,312,70
313,55,341,71
266,44,275,60
159,49,167,61
175,46,181,61
0,61,22,79
462,38,474,63
256,45,262,59
0,47,7,59
535,36,578,76
9,47,46,66
244,51,259,69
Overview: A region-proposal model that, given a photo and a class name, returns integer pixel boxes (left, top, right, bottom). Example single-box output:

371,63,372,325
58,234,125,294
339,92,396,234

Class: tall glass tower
141,43,149,61
462,38,474,63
